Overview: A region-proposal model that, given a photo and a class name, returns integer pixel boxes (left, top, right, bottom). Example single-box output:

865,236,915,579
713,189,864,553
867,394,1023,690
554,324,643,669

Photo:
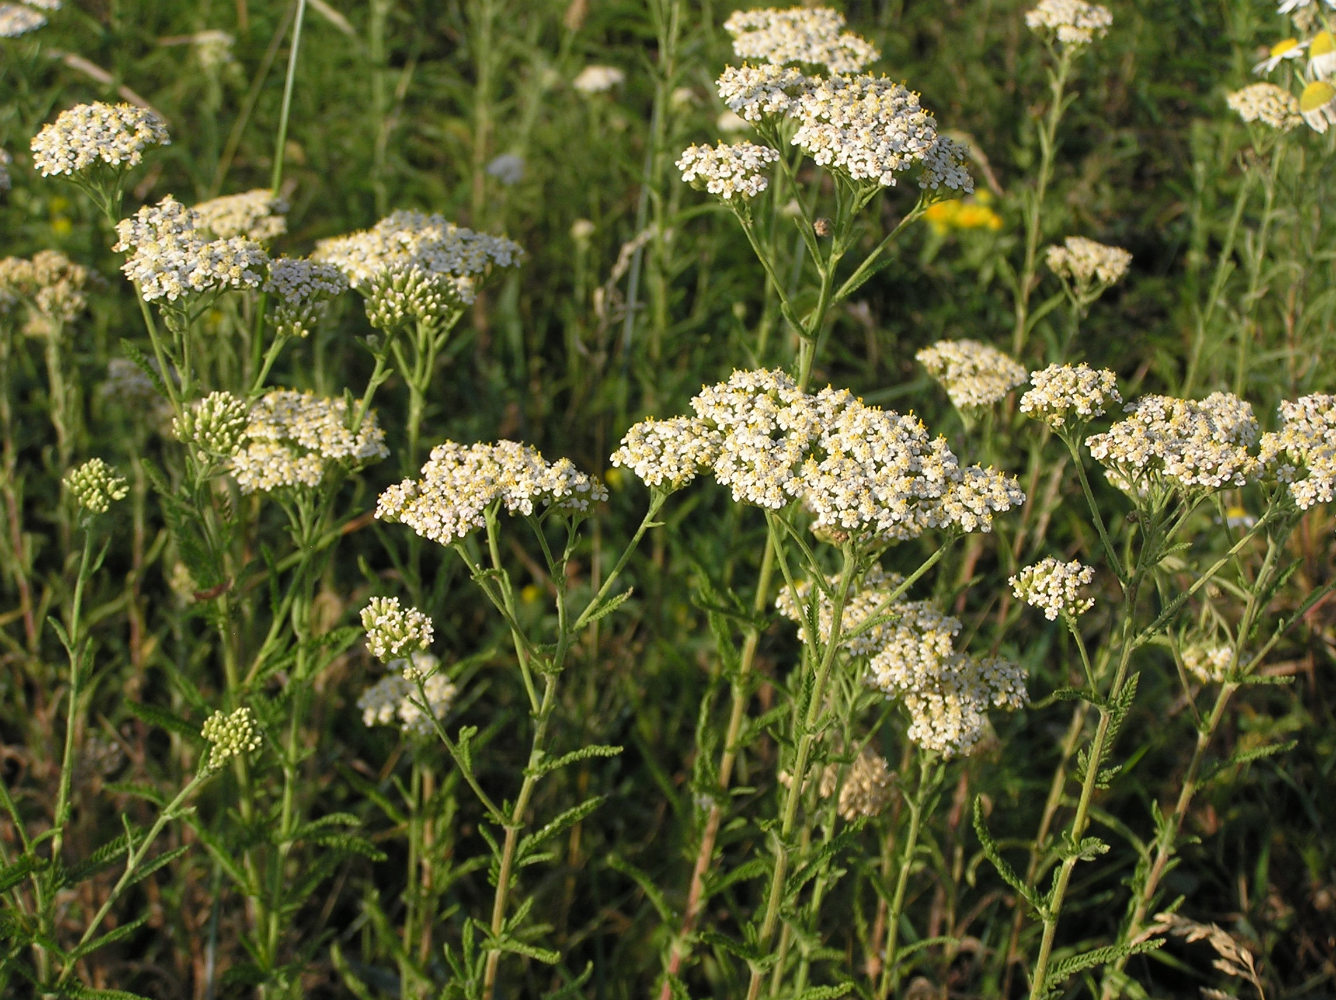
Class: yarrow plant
229,389,389,494
113,195,268,304
916,339,1028,410
200,706,262,772
676,141,781,200
63,457,128,514
1010,556,1097,621
1227,81,1303,130
613,368,1025,541
1045,235,1132,287
361,596,435,662
722,6,880,74
377,439,607,547
777,565,1029,757
30,102,170,217
1024,0,1114,49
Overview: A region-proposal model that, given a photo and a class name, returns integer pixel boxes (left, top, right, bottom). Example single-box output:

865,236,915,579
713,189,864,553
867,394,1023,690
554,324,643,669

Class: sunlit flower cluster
1227,82,1302,130
916,339,1027,410
722,6,879,74
265,257,348,338
609,415,722,490
715,63,816,123
1181,643,1234,684
358,652,457,737
615,369,1023,541
200,706,262,771
676,141,781,200
1045,235,1132,288
192,188,288,241
64,457,129,514
31,102,170,177
1019,363,1123,430
1024,0,1113,48
776,566,1028,757
229,389,389,494
0,3,48,36
173,390,249,456
572,65,625,94
1086,392,1260,497
1010,557,1096,621
0,249,98,335
1257,393,1336,509
113,196,269,302
314,210,522,321
377,440,608,547
791,73,939,188
361,596,435,663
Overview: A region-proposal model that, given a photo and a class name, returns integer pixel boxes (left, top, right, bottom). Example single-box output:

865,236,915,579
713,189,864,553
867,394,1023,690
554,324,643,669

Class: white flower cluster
1258,393,1336,509
31,102,169,177
64,457,129,514
723,6,879,74
791,73,939,188
916,339,1027,410
917,135,975,194
200,706,262,771
823,747,895,821
609,415,722,490
0,1,57,38
1182,643,1234,684
777,566,1028,757
173,390,249,456
361,596,435,663
1227,83,1302,131
377,440,608,547
0,149,11,192
615,369,1023,542
1086,392,1260,497
229,389,389,494
192,188,289,242
265,257,348,339
1024,0,1113,48
191,29,235,69
358,652,457,737
1010,556,1096,621
716,63,815,123
314,210,522,318
113,196,268,303
1019,363,1123,429
485,153,525,185
676,141,781,200
0,249,98,335
1045,235,1132,287
572,65,625,94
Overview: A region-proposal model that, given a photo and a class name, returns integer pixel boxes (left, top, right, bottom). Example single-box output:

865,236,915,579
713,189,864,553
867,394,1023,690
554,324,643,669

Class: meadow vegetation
0,0,1334,997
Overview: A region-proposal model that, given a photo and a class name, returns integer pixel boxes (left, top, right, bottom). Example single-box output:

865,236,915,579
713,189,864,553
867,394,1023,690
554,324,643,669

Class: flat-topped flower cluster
613,368,1024,542
1020,366,1336,512
680,6,972,200
314,210,523,320
777,565,1028,757
377,440,608,547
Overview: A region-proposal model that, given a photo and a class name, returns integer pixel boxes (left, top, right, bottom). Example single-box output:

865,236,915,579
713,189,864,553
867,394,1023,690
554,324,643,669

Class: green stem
879,754,943,996
744,541,859,1000
1013,47,1072,358
480,672,559,1000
